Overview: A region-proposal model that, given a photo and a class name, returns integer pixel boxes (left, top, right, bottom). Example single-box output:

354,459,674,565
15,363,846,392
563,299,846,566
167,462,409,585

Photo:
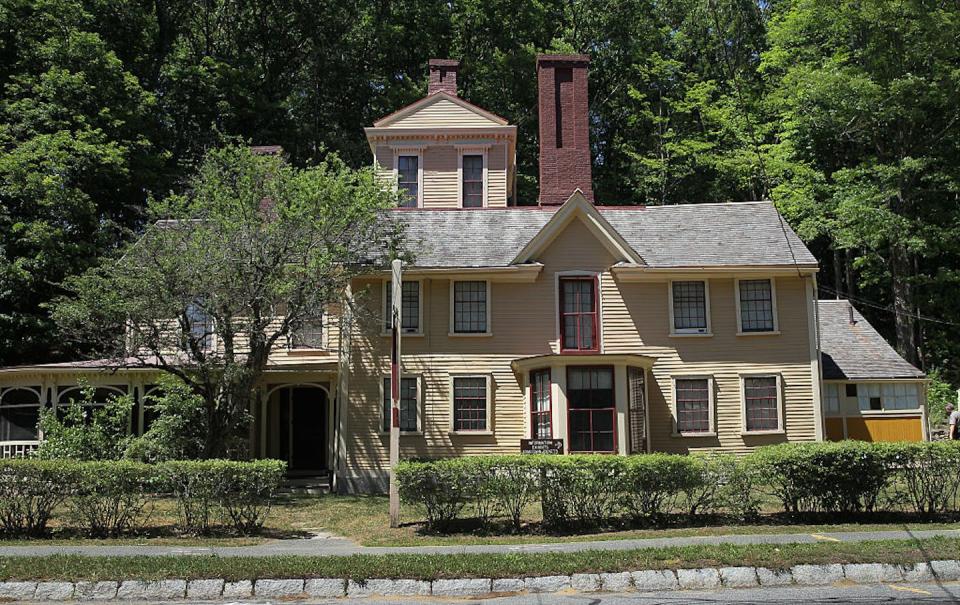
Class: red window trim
559,276,600,353
566,365,617,454
529,368,552,439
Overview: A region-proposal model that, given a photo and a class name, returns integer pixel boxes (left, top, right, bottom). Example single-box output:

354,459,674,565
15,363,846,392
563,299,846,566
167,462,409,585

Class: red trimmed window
567,366,616,453
530,369,552,439
559,277,598,352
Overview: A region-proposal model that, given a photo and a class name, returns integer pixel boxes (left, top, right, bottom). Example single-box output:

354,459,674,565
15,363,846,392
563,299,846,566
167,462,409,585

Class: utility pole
389,259,402,528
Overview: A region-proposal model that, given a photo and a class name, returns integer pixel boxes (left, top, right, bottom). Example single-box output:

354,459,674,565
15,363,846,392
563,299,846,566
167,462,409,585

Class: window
671,281,709,334
737,279,777,333
56,385,127,424
452,281,488,334
384,280,421,334
461,154,484,207
289,317,324,350
185,301,214,351
0,387,42,441
567,366,615,453
382,377,418,433
559,277,599,352
674,378,712,434
856,383,920,411
824,383,841,414
397,155,419,207
452,376,489,432
743,376,781,432
530,369,552,439
627,367,647,453
845,383,858,398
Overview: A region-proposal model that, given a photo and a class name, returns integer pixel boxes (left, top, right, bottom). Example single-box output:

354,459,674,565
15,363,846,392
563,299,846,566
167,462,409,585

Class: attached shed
818,300,927,442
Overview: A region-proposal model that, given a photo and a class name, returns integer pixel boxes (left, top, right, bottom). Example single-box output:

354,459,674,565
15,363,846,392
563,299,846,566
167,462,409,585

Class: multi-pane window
461,154,484,207
397,155,419,207
384,281,421,333
567,366,615,452
0,387,42,441
453,376,488,432
560,277,598,351
675,378,711,434
530,369,552,439
627,367,647,454
672,281,708,333
382,377,418,432
453,281,488,333
289,317,324,349
824,383,841,413
738,279,776,332
856,383,920,411
744,376,780,432
185,301,214,351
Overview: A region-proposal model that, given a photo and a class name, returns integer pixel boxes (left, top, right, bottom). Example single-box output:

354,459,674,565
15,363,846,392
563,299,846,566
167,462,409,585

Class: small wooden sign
520,439,564,455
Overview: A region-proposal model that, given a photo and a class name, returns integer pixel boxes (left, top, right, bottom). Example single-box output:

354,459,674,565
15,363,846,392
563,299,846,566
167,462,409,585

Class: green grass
0,537,958,581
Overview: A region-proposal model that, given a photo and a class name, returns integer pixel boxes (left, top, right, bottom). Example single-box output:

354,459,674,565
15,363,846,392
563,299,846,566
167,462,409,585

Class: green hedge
397,441,960,532
0,459,286,537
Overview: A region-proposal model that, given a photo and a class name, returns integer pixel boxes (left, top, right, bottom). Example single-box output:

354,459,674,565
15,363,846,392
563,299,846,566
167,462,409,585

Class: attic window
397,155,419,207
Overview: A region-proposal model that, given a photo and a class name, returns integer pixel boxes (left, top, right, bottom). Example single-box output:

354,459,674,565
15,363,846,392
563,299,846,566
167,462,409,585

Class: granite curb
0,560,955,600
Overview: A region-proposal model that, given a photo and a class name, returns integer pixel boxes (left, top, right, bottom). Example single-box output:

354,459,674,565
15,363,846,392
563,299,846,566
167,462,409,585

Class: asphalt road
18,583,960,604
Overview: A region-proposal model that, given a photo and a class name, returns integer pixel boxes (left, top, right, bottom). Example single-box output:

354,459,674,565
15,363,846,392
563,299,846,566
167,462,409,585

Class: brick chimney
428,59,460,96
537,54,594,206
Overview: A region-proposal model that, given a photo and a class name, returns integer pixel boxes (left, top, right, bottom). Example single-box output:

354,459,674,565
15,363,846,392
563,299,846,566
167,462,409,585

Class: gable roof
372,92,509,128
512,191,645,265
818,300,925,380
389,201,818,269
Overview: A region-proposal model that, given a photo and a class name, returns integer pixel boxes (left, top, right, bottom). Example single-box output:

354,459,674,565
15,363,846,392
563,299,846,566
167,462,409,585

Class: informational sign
520,439,564,455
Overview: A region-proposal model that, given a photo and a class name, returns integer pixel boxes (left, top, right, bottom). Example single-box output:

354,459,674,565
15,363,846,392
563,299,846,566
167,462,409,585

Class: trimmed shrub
621,454,700,521
218,459,286,534
540,456,625,528
69,461,155,536
482,456,539,532
396,459,473,531
0,459,79,536
751,441,894,514
887,441,960,515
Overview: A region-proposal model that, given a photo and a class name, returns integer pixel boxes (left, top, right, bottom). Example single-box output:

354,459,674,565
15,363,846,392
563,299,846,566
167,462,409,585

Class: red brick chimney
537,54,594,206
428,59,460,96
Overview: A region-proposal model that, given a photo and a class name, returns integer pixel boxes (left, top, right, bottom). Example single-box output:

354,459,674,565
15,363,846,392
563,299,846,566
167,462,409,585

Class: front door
278,387,327,472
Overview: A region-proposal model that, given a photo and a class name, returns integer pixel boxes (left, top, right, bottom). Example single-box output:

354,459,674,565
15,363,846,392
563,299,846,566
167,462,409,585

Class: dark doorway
277,386,327,472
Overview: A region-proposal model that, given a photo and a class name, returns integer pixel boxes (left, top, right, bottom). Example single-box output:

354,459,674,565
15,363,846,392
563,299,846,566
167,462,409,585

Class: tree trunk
890,243,920,367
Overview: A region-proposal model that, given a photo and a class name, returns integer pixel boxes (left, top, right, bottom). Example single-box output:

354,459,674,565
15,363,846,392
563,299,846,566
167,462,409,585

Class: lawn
0,537,959,581
6,494,957,548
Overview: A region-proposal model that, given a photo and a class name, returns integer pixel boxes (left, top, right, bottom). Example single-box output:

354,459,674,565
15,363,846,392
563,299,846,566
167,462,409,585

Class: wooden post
389,259,402,528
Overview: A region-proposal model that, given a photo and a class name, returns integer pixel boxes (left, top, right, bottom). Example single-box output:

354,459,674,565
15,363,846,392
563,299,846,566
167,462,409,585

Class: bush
539,456,625,528
751,441,894,514
217,460,286,534
36,382,133,461
888,441,960,515
396,459,472,531
621,454,699,521
69,461,155,537
125,377,208,463
0,460,79,536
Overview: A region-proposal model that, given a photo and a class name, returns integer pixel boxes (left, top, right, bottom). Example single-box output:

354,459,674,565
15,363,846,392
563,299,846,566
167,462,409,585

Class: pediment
373,92,509,128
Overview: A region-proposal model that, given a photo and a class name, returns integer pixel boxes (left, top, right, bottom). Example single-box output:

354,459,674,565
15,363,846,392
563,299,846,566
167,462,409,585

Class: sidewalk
0,528,956,558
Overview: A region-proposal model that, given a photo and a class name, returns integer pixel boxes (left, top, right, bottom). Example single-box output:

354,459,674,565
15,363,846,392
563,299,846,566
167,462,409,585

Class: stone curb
2,560,956,600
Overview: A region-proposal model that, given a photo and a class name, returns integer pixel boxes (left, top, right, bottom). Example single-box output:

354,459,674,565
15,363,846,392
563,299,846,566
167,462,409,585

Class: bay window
530,369,552,439
567,366,615,453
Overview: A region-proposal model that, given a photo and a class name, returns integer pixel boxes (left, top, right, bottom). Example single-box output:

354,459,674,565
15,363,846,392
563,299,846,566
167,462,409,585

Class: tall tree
52,146,404,457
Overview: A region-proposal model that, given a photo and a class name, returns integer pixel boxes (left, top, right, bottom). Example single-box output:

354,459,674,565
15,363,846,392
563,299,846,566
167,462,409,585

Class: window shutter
627,367,646,453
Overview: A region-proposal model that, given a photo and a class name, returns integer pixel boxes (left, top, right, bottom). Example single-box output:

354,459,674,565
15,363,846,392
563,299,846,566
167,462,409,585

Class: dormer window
397,155,419,207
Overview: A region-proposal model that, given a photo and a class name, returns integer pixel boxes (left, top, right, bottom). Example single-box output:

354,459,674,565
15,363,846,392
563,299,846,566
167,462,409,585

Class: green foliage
0,459,79,536
926,369,955,427
396,459,473,532
620,454,700,521
35,383,133,461
886,441,960,515
159,459,286,535
68,461,154,537
125,377,208,463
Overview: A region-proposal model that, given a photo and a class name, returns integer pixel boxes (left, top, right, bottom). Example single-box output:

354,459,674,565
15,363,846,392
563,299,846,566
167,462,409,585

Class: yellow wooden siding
386,98,500,128
846,416,923,442
603,275,817,454
487,143,508,207
374,146,393,186
423,146,458,207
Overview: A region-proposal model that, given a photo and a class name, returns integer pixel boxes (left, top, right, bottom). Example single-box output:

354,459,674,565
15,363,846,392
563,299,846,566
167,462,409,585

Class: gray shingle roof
818,300,925,380
393,201,818,268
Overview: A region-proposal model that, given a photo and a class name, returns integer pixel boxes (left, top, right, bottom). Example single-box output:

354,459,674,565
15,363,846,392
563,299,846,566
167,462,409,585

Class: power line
820,284,960,327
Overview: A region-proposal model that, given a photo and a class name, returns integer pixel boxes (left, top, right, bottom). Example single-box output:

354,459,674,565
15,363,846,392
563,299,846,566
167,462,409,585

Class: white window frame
448,374,493,435
448,280,492,336
456,146,489,208
735,277,780,335
852,381,923,414
0,386,44,442
668,280,712,336
670,375,716,437
287,314,326,351
381,278,424,337
554,270,604,353
392,147,423,208
379,374,423,435
740,373,785,435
